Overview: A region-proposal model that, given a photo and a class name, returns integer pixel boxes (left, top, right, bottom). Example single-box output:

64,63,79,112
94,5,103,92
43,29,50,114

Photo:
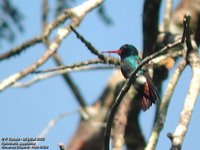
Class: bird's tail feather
140,80,159,111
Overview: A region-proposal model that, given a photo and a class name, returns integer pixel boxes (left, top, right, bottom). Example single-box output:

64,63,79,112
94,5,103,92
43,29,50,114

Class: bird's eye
123,46,128,50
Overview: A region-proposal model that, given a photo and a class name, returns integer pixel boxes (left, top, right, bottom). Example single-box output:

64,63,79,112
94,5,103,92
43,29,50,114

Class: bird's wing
121,56,142,78
143,71,160,103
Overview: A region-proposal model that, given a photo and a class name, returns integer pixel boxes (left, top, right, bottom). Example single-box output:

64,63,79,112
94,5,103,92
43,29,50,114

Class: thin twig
0,36,44,60
13,65,116,88
103,38,182,150
36,110,79,146
70,26,119,65
34,58,104,73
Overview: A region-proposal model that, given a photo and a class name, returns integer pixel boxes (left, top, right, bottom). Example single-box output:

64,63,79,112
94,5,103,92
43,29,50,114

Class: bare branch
112,89,136,150
104,38,182,150
145,14,196,150
70,26,119,65
169,47,200,150
145,59,186,150
37,110,79,145
183,15,193,53
34,58,104,73
0,36,44,61
166,14,200,150
143,0,161,57
143,0,164,127
125,98,146,150
0,0,104,92
13,65,116,88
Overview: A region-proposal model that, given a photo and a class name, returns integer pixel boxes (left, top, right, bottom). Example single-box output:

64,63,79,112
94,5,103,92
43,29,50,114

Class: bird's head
103,44,138,58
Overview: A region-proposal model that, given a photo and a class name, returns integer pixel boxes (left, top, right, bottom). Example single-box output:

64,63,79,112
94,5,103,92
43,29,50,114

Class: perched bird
103,44,159,111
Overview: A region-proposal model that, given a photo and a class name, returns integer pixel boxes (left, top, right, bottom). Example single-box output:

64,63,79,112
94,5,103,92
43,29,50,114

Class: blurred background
0,0,199,149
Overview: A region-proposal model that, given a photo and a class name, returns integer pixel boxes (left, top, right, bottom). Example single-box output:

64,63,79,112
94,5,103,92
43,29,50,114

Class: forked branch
104,38,182,150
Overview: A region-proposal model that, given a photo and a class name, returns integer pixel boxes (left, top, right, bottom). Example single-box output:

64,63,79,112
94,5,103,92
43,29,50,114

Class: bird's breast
135,75,147,86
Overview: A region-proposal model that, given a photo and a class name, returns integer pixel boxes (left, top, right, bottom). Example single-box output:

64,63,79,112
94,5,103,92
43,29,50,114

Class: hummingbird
103,44,159,111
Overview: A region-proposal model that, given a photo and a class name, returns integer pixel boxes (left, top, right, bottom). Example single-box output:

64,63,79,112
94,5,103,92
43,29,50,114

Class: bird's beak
102,49,121,55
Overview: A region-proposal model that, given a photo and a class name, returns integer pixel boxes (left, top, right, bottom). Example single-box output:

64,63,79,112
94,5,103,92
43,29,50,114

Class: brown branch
143,0,161,57
125,98,146,150
66,70,124,150
111,88,136,150
194,15,200,46
183,15,193,53
143,0,163,127
170,0,200,46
